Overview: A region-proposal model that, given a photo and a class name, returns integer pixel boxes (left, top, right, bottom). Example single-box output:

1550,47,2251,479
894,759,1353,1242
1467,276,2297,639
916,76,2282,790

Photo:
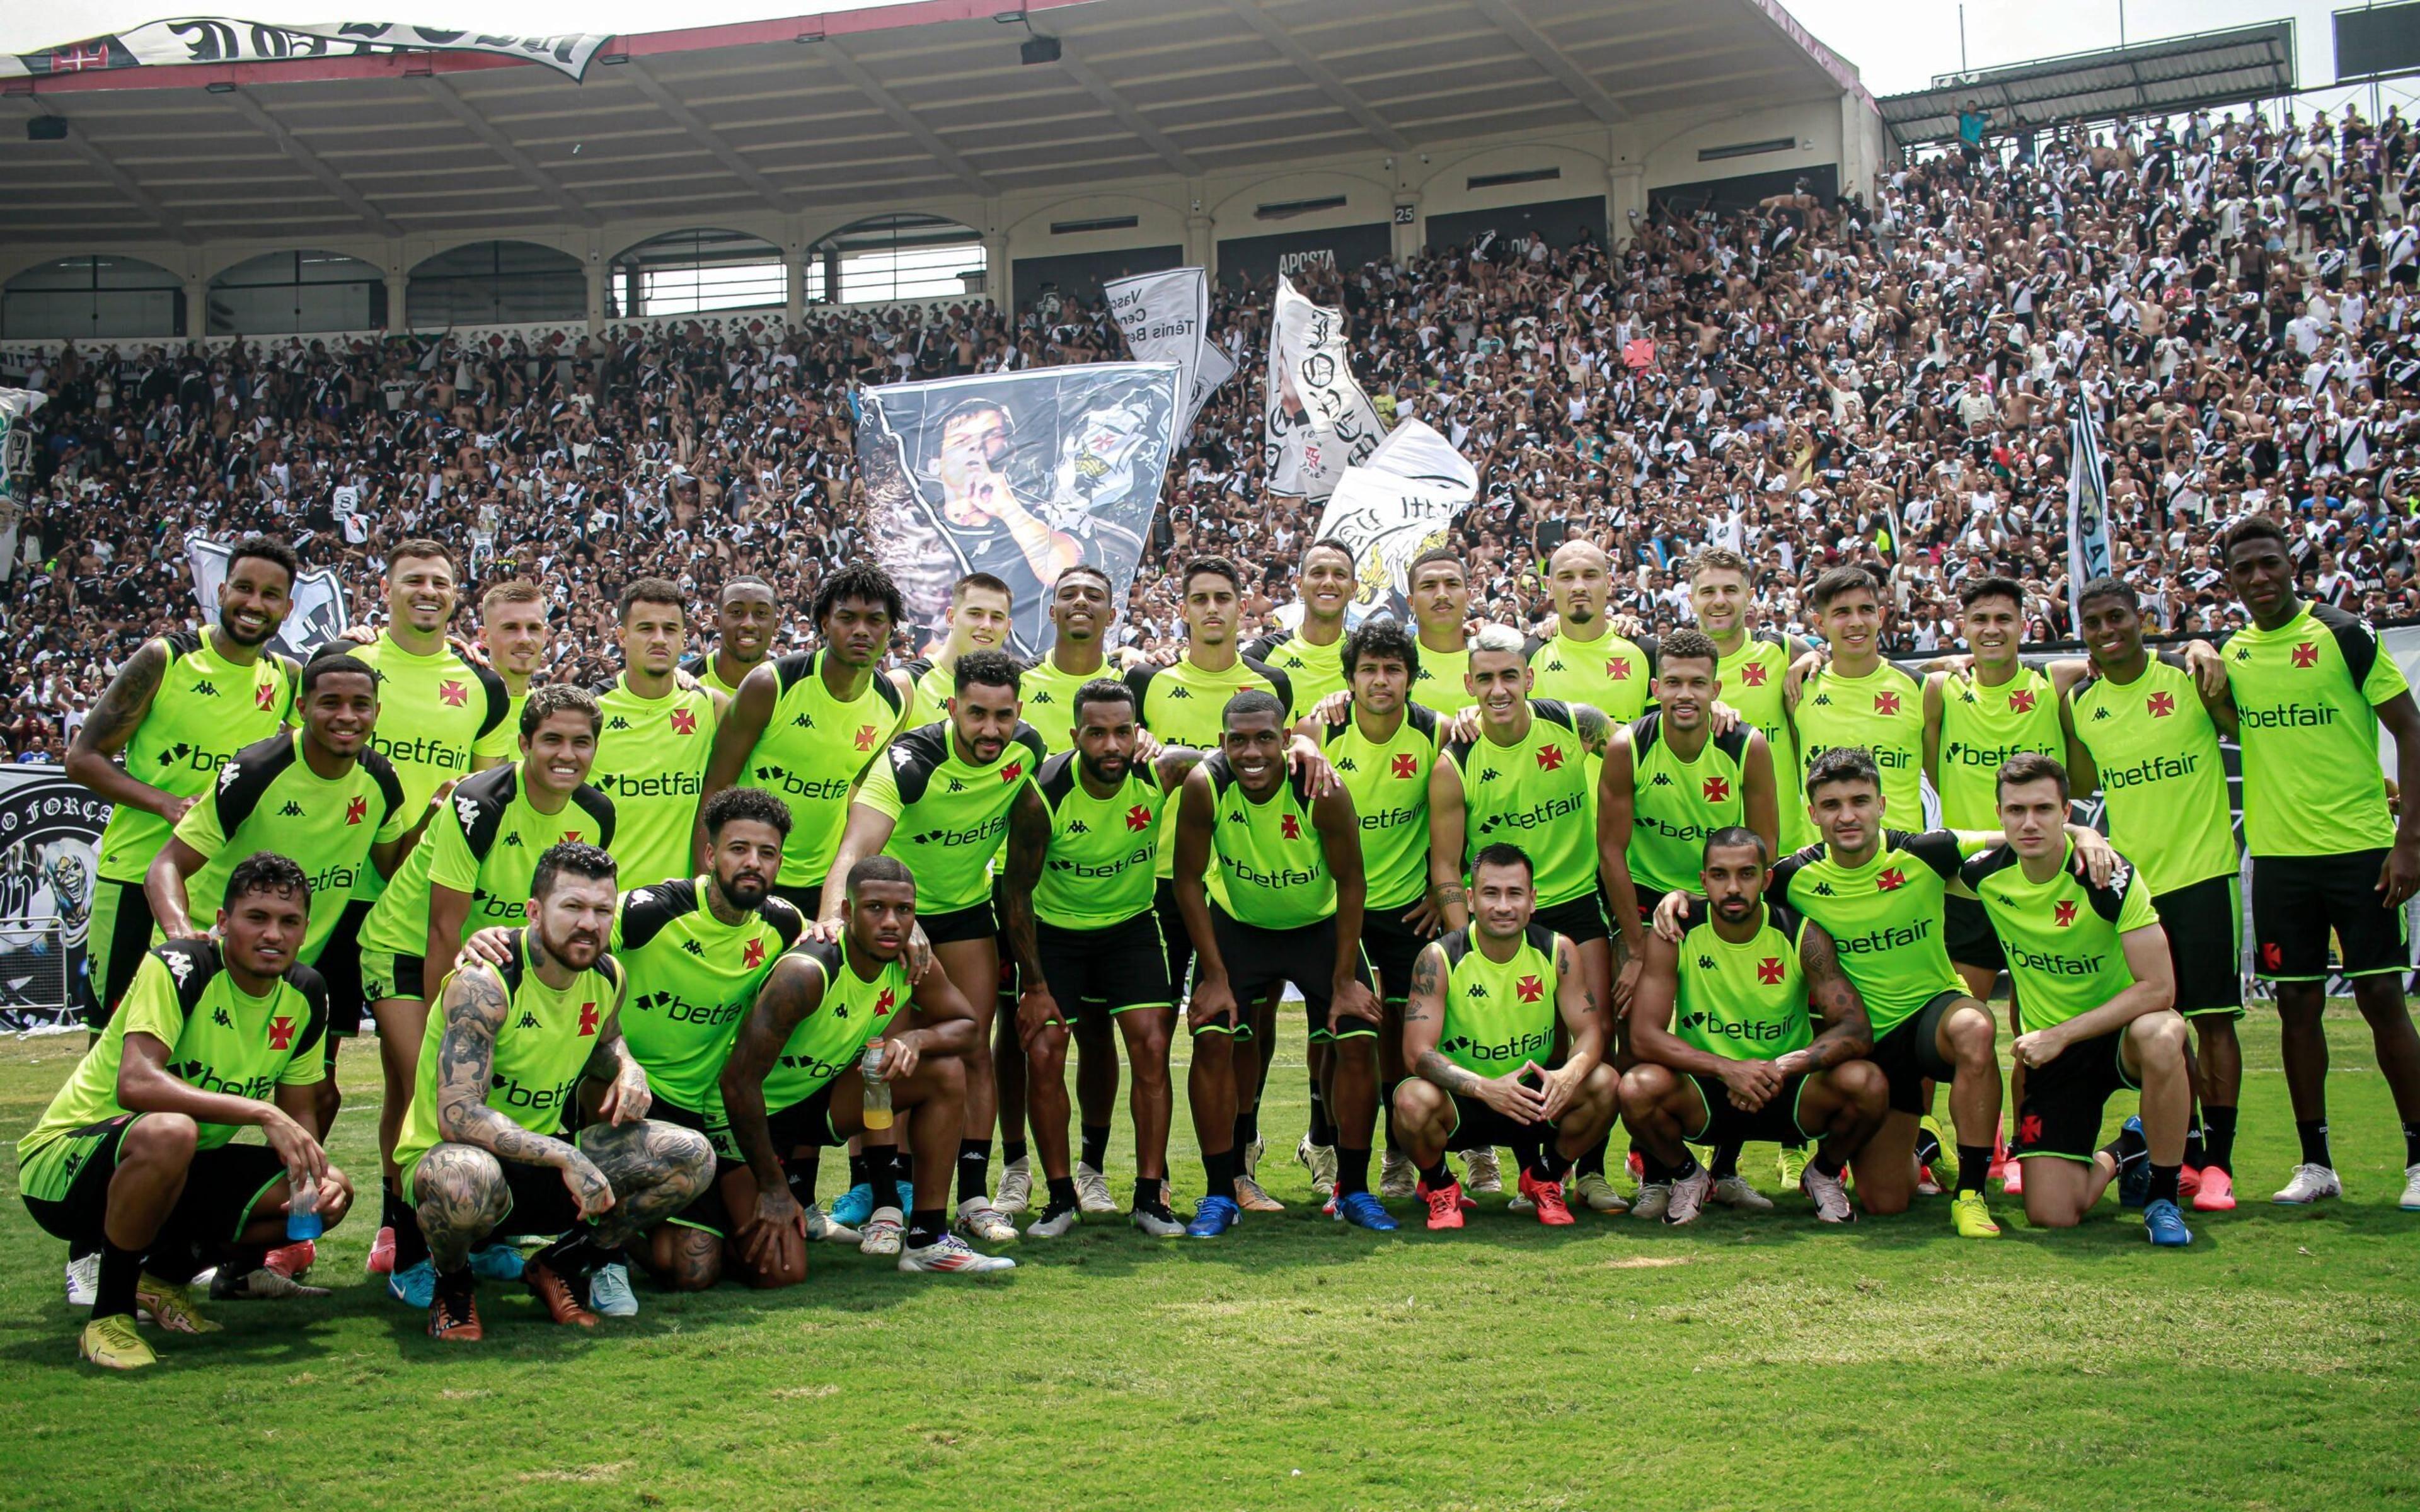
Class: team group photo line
22,511,2420,1370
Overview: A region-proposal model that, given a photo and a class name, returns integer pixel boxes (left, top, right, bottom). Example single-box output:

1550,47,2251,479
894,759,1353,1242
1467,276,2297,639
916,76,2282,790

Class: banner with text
1103,266,1229,443
7,21,611,81
1264,276,1386,501
0,765,107,1031
1312,418,1474,623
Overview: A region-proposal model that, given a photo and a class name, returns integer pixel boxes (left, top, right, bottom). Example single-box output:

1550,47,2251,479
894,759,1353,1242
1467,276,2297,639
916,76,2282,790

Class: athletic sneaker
1574,1171,1628,1213
804,1204,859,1244
366,1224,395,1274
1664,1166,1712,1225
1922,1118,1958,1188
955,1198,1019,1244
263,1240,315,1280
426,1280,482,1343
1379,1152,1417,1199
1419,1179,1466,1230
1131,1201,1185,1238
1711,1175,1773,1211
64,1252,96,1308
1915,1163,1945,1198
1776,1145,1809,1193
135,1274,219,1334
1025,1201,1080,1238
1074,1162,1118,1215
2143,1198,2193,1247
1233,1172,1284,1212
2192,1167,2237,1213
2272,1164,2342,1205
1801,1162,1855,1223
2115,1116,2153,1209
470,1243,525,1281
1518,1170,1575,1226
525,1258,599,1328
1185,1194,1242,1237
1462,1147,1504,1194
210,1264,330,1301
388,1259,437,1309
900,1233,1017,1273
994,1157,1034,1215
1298,1135,1339,1197
1333,1191,1398,1231
587,1263,638,1318
79,1314,156,1370
1631,1182,1673,1221
2403,1164,2420,1212
2178,1165,2203,1200
2002,1159,2025,1195
1242,1137,1265,1183
1949,1191,2001,1238
830,1182,877,1227
860,1207,904,1256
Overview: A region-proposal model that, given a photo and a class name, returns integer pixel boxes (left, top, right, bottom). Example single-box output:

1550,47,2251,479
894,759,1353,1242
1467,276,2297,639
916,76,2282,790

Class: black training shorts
1684,1070,1814,1146
1868,990,1965,1113
1944,893,2005,973
2013,1028,2135,1163
1199,908,1376,1043
23,1115,289,1248
2155,872,2243,1017
2252,852,2407,982
1037,912,1174,1022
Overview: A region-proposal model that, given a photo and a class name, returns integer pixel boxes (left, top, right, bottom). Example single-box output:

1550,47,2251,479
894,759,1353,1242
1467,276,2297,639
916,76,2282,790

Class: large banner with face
1264,277,1385,501
1311,418,1475,624
0,765,107,1031
1103,267,1230,443
188,534,350,659
856,363,1184,656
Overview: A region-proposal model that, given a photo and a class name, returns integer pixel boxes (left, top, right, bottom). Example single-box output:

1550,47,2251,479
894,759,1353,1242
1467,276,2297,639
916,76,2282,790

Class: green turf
1,1007,2416,1512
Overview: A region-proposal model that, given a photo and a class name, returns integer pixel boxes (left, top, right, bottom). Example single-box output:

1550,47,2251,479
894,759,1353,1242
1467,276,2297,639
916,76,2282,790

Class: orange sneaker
366,1225,395,1275
427,1281,482,1343
1519,1171,1576,1226
1418,1179,1466,1230
2178,1165,2203,1200
2192,1167,2236,1212
2002,1159,2024,1195
524,1259,599,1328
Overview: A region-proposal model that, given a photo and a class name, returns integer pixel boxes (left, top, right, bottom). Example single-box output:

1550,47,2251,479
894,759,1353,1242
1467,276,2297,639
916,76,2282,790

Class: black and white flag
1264,277,1385,500
187,534,349,657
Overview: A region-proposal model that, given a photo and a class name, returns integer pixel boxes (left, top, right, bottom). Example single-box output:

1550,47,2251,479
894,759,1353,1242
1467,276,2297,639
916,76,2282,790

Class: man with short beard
1525,540,1658,722
685,575,779,701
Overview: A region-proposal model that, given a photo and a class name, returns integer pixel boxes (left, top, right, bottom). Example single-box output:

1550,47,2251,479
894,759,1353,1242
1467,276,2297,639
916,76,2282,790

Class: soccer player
686,575,780,700
1172,689,1391,1236
1791,566,1925,822
475,578,552,735
1428,624,1620,1208
360,685,617,1303
2216,515,2420,1209
1393,843,1619,1230
821,649,1046,1244
1245,537,1358,721
1964,755,2196,1244
397,842,715,1341
594,578,725,892
18,854,352,1368
2065,576,2246,1210
1687,547,1814,853
1924,577,2065,1001
722,856,1013,1274
903,572,1017,726
700,561,911,919
1524,539,1657,721
1001,679,1203,1237
1622,829,1886,1224
1405,547,1477,716
69,534,299,1031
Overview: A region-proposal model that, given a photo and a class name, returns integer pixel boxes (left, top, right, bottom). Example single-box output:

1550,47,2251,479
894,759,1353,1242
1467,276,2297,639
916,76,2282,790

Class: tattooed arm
581,968,650,1125
1151,743,1207,790
1570,701,1612,759
65,639,184,820
1407,941,1543,1120
1777,920,1874,1074
434,960,613,1217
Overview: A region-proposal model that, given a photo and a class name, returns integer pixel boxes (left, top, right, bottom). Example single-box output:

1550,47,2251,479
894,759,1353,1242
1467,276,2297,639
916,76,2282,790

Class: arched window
805,215,984,305
406,241,583,326
208,250,385,336
609,229,786,318
1,255,183,340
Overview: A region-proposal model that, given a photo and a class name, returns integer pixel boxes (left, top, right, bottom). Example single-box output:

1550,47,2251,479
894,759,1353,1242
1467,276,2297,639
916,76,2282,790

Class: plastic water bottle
286,1171,323,1242
861,1040,894,1131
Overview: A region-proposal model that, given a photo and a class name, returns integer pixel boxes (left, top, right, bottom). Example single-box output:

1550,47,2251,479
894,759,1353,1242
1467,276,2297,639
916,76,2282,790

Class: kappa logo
163,949,195,986
2093,706,2112,721
2232,646,2252,663
948,778,966,794
1812,693,1833,707
1392,753,1418,779
1169,686,1192,700
1812,881,1836,896
193,680,221,698
1069,819,1091,835
1649,772,1674,787
454,793,480,830
1695,955,1717,971
1337,757,1359,773
1756,956,1785,985
213,1006,234,1028
219,761,244,792
517,1011,542,1029
503,832,524,848
1465,982,1489,998
682,939,706,956
1478,768,1501,783
277,800,306,818
792,713,817,730
607,716,633,731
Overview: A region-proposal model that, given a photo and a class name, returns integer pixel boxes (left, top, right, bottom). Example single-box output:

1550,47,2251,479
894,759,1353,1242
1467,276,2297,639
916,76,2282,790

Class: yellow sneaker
1920,1117,1957,1188
79,1314,158,1370
136,1274,221,1334
1950,1191,2001,1238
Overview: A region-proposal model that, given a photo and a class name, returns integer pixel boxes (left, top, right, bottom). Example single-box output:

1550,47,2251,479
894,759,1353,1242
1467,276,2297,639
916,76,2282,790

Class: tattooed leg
576,1120,714,1251
412,1144,510,1273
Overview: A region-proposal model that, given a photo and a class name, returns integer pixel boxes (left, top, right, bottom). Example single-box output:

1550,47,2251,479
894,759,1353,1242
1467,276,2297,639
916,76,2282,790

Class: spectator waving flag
187,534,349,658
1103,267,1231,444
1264,277,1385,501
2065,397,2112,634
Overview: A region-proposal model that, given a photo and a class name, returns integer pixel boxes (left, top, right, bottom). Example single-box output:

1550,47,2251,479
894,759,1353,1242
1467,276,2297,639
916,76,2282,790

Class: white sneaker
803,1203,859,1245
1025,1201,1080,1238
1378,1151,1417,1199
2404,1163,2420,1213
1711,1174,1774,1211
587,1262,638,1318
1462,1147,1504,1194
860,1206,904,1256
955,1198,1019,1244
2272,1164,2343,1205
1074,1162,1118,1215
65,1252,96,1308
1665,1166,1714,1225
1298,1135,1338,1197
1131,1201,1185,1237
993,1157,1033,1215
1632,1182,1674,1221
1801,1162,1855,1223
1573,1171,1628,1213
900,1232,1017,1273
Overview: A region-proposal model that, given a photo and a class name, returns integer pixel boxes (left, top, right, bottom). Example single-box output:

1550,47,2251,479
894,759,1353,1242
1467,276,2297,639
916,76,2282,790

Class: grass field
1,1008,2416,1512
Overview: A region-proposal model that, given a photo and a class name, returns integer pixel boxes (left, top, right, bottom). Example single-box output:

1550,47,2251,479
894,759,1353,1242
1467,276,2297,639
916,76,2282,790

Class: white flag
1264,277,1385,500
1312,418,1474,621
188,535,349,658
1104,268,1230,442
2065,399,2112,631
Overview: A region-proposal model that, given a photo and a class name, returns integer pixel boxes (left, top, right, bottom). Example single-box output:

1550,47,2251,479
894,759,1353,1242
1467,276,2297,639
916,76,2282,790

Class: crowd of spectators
6,99,2420,762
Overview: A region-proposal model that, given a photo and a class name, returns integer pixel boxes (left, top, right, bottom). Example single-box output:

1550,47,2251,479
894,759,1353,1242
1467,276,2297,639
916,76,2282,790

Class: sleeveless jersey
853,720,1046,913
1717,630,1812,850
613,879,803,1116
592,673,718,891
347,632,514,815
1962,840,2159,1033
1409,639,1472,715
359,760,616,957
1431,924,1560,1079
1768,828,1980,1034
1032,752,1168,930
681,650,752,702
1795,661,1927,823
746,651,906,888
1203,753,1332,929
1017,655,1105,757
2068,654,2238,894
1245,627,1347,723
900,656,957,730
1445,701,1594,907
1126,653,1291,880
2221,602,2407,856
96,631,298,884
394,931,623,1172
1624,712,1753,896
1525,629,1657,721
760,936,911,1112
1933,664,2063,829
1670,898,1814,1060
1322,704,1441,910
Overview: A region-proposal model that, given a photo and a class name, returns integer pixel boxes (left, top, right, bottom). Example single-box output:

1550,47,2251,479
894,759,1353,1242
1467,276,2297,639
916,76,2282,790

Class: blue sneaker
2144,1198,2193,1247
830,1182,876,1227
1185,1195,1242,1238
587,1261,638,1316
2117,1116,2152,1209
1333,1191,1399,1232
896,1179,915,1213
388,1259,436,1309
470,1243,524,1281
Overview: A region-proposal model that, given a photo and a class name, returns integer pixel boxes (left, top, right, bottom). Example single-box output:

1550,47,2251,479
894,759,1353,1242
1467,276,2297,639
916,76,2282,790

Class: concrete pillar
1189,213,1214,278
183,273,208,341
585,260,607,329
1608,166,1646,249
384,269,410,332
1390,195,1420,265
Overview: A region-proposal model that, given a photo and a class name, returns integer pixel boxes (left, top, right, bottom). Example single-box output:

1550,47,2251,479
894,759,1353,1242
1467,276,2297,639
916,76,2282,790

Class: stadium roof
0,0,1869,247
1876,20,2298,147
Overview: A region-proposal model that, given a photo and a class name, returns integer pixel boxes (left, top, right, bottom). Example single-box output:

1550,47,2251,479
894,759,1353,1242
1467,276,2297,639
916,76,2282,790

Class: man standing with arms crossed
593,578,724,893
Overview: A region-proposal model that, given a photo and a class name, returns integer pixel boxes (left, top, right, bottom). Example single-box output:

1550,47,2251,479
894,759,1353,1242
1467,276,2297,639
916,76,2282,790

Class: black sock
1957,1145,1992,1196
956,1139,992,1207
2148,1163,2182,1206
533,1228,604,1276
1001,1139,1028,1169
1528,1145,1572,1183
1308,1080,1337,1147
2102,1123,2149,1169
1203,1147,1238,1200
1812,1150,1846,1179
1335,1146,1371,1196
1381,1080,1404,1154
434,1264,475,1300
2203,1104,2238,1174
2406,1121,2420,1169
67,1237,98,1263
1418,1157,1453,1189
1671,1152,1703,1181
1913,1125,1944,1166
2297,1118,2332,1169
1233,1109,1259,1152
1045,1176,1078,1212
1134,1176,1165,1211
906,1209,948,1249
2184,1116,2206,1169
391,1200,430,1273
848,1152,871,1189
879,1147,913,1205
787,1164,818,1207
94,1240,143,1321
1639,1152,1674,1184
1708,1143,1741,1181
1080,1123,1112,1172
381,1187,409,1233
1576,1134,1610,1179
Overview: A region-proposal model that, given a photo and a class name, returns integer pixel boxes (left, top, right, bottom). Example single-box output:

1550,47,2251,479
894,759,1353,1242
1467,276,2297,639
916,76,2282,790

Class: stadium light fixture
1020,34,1061,64
599,51,630,65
